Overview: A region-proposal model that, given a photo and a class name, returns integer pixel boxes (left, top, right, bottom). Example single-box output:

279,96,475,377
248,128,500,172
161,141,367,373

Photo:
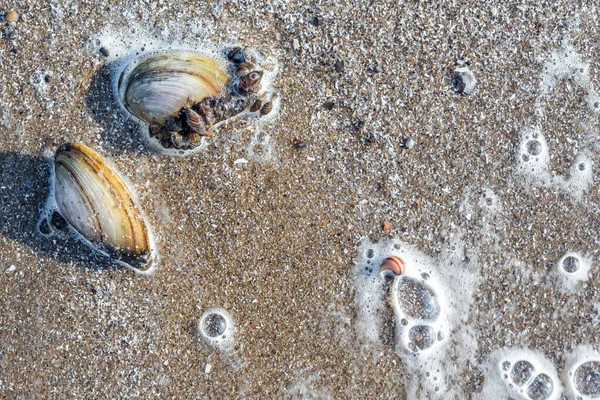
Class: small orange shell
380,256,405,275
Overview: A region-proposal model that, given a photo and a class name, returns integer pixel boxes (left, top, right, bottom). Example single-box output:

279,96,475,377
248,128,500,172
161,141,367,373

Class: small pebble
402,137,415,149
334,60,344,73
44,74,52,83
293,141,307,149
310,16,321,26
6,265,16,273
363,135,375,144
293,38,300,52
383,223,392,231
5,10,18,23
99,47,109,57
205,364,212,374
323,102,336,111
352,118,364,130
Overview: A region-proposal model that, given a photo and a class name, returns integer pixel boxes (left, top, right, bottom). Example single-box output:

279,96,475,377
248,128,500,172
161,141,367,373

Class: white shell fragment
402,137,415,149
452,67,477,95
38,142,158,274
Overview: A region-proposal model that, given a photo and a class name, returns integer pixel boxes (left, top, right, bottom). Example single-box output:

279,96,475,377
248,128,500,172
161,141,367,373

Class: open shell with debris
117,47,279,155
38,142,158,274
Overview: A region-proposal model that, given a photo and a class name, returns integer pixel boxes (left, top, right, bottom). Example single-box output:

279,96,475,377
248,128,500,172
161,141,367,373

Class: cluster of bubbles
478,345,600,399
515,127,551,186
29,69,53,100
573,361,600,398
356,240,448,355
353,237,481,398
502,359,555,400
391,275,444,352
477,349,562,400
515,40,596,200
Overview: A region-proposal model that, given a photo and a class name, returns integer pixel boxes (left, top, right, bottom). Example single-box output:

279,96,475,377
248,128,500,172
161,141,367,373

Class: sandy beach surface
2,1,600,398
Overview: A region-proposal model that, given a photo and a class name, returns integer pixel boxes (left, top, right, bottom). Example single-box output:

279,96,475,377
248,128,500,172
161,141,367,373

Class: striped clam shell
49,143,157,273
380,256,406,275
119,52,229,124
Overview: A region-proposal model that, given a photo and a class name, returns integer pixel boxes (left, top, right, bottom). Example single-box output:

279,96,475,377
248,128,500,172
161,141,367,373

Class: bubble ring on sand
198,308,235,350
550,251,592,293
563,345,600,399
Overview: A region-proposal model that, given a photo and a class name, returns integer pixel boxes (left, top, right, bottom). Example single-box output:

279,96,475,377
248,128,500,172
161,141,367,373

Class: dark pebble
352,118,364,130
293,141,307,149
44,74,52,83
451,75,465,94
99,47,110,57
323,102,336,111
9,48,17,55
310,16,321,26
368,65,379,74
334,60,344,73
50,211,68,231
363,135,376,144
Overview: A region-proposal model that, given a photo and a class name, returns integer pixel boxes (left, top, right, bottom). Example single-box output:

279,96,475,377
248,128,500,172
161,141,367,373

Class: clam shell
120,52,229,124
50,143,157,273
452,67,477,95
380,256,406,275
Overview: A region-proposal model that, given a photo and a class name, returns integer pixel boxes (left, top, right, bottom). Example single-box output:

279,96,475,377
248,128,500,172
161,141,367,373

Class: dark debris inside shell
149,93,257,150
149,48,274,151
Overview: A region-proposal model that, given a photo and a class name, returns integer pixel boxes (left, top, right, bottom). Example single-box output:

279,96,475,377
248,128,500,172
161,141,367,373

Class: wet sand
1,1,600,398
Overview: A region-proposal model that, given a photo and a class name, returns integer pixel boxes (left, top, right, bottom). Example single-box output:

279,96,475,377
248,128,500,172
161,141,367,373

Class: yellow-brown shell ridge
49,142,157,273
122,52,229,125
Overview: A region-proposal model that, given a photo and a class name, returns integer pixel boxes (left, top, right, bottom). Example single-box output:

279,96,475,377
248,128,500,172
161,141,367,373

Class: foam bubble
550,252,591,293
515,40,599,201
478,187,502,215
198,308,235,351
352,236,481,398
282,375,333,399
245,128,278,164
515,126,551,186
565,152,593,200
29,69,53,100
476,348,562,400
538,38,599,116
514,128,594,200
563,345,600,400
